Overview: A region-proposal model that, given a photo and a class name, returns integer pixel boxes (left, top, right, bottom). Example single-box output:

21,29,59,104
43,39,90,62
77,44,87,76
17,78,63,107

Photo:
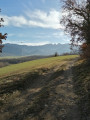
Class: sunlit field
0,55,78,78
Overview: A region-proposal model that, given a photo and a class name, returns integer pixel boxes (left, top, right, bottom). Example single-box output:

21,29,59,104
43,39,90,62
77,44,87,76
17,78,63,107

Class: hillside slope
0,56,48,68
0,56,89,120
0,55,77,77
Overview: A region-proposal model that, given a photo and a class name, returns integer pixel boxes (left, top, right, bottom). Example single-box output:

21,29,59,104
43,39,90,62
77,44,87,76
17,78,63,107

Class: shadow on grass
0,68,49,95
72,60,90,120
7,87,50,120
0,67,65,120
49,69,64,80
2,62,88,120
7,70,66,120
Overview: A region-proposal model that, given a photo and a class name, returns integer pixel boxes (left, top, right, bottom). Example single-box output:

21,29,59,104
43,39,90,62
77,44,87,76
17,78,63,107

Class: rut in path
0,61,81,120
38,62,81,120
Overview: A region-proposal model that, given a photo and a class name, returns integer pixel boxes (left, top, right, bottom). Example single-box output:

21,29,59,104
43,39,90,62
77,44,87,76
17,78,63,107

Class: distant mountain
1,43,78,56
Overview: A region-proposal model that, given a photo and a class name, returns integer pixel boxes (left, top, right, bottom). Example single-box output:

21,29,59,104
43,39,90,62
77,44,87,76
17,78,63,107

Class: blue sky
0,0,70,46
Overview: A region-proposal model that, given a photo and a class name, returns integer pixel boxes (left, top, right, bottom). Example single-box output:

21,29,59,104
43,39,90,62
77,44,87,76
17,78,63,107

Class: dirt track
0,60,81,120
36,61,81,120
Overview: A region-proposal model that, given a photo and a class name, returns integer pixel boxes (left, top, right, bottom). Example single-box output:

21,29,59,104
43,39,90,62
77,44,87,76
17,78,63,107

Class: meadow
0,55,47,68
0,55,78,78
0,55,79,120
0,55,89,120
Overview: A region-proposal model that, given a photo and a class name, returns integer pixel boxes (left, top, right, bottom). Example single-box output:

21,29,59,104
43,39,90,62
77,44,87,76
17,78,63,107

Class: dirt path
38,61,81,120
0,60,81,120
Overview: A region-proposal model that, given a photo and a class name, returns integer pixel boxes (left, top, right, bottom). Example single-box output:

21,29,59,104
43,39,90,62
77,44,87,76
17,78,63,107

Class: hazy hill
2,43,77,56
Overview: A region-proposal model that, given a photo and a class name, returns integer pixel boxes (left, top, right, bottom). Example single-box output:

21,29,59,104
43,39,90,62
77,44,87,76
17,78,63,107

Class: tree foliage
0,9,7,52
60,0,90,47
54,52,59,57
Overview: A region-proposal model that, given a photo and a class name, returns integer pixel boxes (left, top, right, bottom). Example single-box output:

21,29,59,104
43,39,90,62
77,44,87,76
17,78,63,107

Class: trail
38,61,81,120
0,60,81,120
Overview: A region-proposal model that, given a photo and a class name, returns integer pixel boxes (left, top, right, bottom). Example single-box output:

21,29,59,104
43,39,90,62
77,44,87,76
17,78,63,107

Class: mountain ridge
2,43,77,56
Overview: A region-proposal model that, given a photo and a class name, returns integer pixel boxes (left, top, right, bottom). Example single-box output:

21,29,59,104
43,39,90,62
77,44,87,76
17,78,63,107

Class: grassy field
0,55,79,120
0,55,47,68
0,55,78,78
0,55,89,120
0,56,21,59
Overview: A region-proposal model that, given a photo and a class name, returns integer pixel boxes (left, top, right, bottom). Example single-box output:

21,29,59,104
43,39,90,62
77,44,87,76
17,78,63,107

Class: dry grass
72,59,90,120
0,55,82,120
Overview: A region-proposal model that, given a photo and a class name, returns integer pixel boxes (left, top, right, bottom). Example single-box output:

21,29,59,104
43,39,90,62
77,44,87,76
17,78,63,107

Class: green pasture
0,56,21,59
0,55,78,78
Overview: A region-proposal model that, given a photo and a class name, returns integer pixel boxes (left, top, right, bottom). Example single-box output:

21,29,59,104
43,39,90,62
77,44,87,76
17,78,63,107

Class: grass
72,59,90,120
0,55,78,78
0,55,47,68
0,70,42,95
0,54,89,120
26,87,49,117
0,67,48,120
1,55,87,120
0,56,21,59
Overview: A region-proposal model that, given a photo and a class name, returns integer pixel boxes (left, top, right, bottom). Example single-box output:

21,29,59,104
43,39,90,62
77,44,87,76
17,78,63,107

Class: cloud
53,31,69,38
0,15,27,27
52,31,70,43
7,33,28,38
19,41,50,46
25,9,62,29
4,41,50,46
0,9,64,29
41,0,46,3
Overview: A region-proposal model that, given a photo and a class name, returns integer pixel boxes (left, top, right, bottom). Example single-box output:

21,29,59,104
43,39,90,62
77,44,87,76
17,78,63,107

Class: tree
54,52,59,57
0,9,7,52
60,0,90,55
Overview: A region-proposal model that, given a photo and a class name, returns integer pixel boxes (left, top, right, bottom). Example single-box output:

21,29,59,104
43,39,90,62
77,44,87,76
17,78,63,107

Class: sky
0,0,70,46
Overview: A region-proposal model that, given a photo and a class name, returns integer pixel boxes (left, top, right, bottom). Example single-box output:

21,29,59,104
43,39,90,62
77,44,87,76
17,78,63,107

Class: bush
80,43,90,59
